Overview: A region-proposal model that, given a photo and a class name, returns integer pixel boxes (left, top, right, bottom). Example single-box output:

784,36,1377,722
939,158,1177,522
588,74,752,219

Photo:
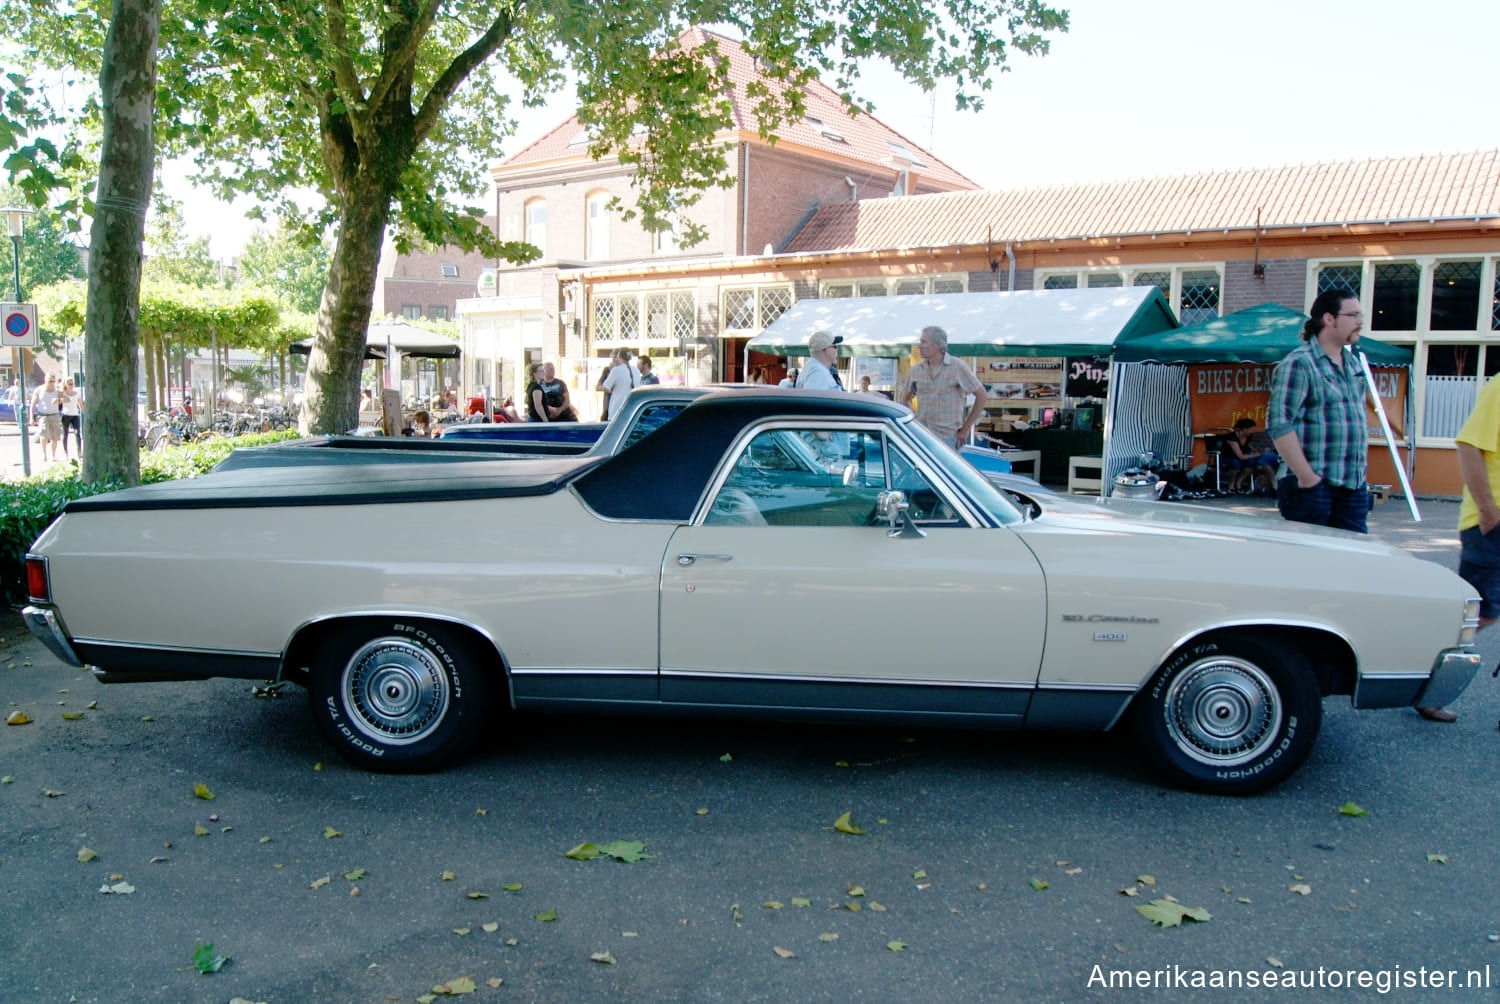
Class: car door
659,422,1047,725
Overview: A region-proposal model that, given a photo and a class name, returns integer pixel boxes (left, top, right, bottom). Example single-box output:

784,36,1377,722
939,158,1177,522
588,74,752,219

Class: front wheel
1131,634,1321,795
307,619,493,772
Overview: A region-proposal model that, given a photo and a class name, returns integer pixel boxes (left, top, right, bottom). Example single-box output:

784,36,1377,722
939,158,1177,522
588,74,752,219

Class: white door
658,425,1046,721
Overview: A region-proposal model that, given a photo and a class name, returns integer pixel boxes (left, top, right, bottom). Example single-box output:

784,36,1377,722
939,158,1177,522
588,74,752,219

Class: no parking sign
1,303,38,348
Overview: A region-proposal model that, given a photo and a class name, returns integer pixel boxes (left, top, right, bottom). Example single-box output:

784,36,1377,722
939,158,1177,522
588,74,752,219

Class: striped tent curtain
1106,363,1191,487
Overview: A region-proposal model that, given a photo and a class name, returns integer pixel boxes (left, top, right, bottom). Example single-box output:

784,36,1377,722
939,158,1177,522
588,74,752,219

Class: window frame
817,274,969,299
1033,264,1223,323
523,198,547,259
718,284,795,335
585,191,611,261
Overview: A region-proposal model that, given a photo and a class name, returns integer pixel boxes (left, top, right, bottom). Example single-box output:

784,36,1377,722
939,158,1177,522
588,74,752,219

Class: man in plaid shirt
1266,289,1370,534
898,325,987,450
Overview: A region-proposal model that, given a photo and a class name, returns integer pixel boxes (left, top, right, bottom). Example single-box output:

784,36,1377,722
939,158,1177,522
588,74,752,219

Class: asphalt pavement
1,468,1496,1002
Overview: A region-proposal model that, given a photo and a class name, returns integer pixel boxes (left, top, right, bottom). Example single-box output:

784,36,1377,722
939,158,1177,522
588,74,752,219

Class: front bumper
21,605,84,668
1412,649,1483,709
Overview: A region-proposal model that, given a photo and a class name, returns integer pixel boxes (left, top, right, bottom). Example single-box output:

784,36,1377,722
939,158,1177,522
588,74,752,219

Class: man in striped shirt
1266,289,1370,534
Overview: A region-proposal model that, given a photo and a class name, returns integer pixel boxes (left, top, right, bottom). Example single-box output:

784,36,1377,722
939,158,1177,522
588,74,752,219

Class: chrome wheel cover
1162,656,1281,767
341,637,449,746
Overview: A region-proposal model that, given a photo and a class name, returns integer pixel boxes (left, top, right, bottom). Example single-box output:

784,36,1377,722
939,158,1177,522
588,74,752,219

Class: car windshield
899,417,1026,525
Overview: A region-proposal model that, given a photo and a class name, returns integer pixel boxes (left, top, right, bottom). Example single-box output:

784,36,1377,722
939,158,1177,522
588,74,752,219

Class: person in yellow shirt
1435,376,1500,723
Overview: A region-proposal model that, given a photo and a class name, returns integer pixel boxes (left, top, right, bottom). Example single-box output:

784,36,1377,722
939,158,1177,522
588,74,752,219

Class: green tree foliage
142,193,220,287
10,0,1067,436
0,187,86,299
237,223,333,314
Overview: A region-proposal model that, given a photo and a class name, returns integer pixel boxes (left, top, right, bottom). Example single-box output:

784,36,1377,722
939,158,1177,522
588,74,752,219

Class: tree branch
365,0,443,116
412,4,517,143
321,0,367,125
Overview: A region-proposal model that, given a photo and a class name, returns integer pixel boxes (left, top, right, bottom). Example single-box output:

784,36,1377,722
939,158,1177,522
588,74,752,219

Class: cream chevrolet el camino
23,390,1482,794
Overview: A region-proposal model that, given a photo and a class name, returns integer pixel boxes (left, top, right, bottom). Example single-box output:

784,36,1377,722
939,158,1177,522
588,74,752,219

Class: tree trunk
141,326,156,415
299,194,390,435
81,0,160,486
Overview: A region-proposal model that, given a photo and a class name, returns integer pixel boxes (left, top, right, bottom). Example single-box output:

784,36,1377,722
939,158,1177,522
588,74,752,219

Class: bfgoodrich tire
307,619,493,772
1131,634,1321,795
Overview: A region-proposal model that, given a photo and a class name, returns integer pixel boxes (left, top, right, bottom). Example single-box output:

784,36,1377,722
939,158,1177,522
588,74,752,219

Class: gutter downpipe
1005,243,1016,291
740,142,750,383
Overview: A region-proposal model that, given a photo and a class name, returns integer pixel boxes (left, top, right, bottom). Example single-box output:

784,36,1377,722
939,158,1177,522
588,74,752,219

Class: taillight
25,556,50,603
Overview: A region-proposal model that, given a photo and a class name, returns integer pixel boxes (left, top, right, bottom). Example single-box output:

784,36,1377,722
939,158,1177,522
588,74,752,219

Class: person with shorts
1440,374,1500,723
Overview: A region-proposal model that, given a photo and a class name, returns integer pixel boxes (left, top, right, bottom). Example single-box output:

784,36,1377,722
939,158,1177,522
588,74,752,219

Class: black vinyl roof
573,389,906,521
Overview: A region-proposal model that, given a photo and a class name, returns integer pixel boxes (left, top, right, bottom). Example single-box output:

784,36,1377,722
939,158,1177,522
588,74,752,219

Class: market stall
745,287,1179,482
1109,303,1414,491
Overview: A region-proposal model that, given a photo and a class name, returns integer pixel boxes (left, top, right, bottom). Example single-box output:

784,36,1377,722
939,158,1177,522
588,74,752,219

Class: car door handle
676,553,734,566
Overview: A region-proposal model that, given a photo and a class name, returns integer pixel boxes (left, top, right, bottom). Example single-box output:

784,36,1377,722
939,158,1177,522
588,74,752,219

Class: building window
1431,260,1483,331
1316,263,1362,299
818,275,968,298
593,290,696,345
428,306,448,320
440,263,458,278
585,191,610,261
524,199,546,259
721,285,794,334
654,216,680,254
402,304,422,320
1037,266,1220,323
1370,261,1420,331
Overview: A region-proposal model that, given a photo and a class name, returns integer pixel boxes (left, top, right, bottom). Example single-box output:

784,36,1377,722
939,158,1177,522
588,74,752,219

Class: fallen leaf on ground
60,712,83,720
98,881,135,894
868,902,887,912
486,978,503,988
77,847,98,863
847,884,865,897
887,941,908,952
43,789,64,798
791,897,811,908
343,869,365,881
481,922,499,933
5,711,31,725
590,952,616,964
1119,887,1139,897
309,876,331,889
534,908,557,923
1426,853,1448,864
818,932,839,943
1137,875,1156,886
441,871,456,881
193,783,215,801
1288,884,1311,896
1135,898,1211,927
773,946,795,959
1267,957,1284,968
1065,867,1083,876
193,825,210,837
832,811,864,835
1030,878,1049,891
719,753,733,762
86,701,97,710
502,883,521,892
452,928,470,936
1337,801,1368,818
467,892,489,900
322,826,340,839
192,943,227,974
763,901,783,910
431,976,476,994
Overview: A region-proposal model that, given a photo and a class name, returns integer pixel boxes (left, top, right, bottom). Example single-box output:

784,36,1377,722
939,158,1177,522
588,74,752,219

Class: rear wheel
1131,634,1321,795
307,619,493,772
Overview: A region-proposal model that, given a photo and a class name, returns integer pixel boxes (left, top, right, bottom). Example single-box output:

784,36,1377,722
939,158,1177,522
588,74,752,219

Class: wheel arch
281,612,512,703
1140,623,1356,706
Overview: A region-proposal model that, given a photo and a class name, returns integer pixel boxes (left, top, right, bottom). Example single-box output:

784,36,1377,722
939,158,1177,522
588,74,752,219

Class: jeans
1276,476,1369,534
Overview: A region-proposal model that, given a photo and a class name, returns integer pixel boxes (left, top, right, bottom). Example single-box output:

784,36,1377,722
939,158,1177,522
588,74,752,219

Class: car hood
1025,496,1411,557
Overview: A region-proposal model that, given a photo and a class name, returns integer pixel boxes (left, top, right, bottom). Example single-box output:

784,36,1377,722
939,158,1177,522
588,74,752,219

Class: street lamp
3,207,35,476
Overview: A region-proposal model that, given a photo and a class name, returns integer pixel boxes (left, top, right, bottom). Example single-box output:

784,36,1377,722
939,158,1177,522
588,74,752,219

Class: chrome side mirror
842,463,858,487
875,490,926,538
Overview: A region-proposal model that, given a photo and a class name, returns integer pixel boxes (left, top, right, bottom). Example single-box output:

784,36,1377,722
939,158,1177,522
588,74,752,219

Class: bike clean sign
1,303,38,348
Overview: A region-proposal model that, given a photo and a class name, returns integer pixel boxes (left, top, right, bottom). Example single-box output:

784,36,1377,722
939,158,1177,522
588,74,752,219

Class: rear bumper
21,605,84,668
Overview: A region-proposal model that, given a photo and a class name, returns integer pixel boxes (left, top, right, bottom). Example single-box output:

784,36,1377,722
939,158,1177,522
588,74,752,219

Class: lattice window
1430,260,1483,331
645,293,670,340
1179,269,1221,325
857,282,888,297
1372,262,1421,331
1317,264,1362,299
895,278,927,296
932,277,966,294
821,282,853,299
1133,271,1171,298
671,292,696,341
1087,272,1123,288
619,296,640,340
594,298,616,342
724,289,756,330
1043,274,1078,290
760,287,793,325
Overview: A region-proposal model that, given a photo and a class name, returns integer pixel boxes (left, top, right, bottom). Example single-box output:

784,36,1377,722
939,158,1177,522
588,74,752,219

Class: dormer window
804,116,846,143
440,263,458,278
885,141,925,168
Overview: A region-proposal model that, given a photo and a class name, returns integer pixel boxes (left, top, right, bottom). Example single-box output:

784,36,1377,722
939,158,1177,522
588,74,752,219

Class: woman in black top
526,362,548,422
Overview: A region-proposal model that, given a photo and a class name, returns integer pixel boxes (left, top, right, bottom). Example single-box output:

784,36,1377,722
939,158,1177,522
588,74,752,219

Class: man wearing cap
899,325,988,449
795,331,844,390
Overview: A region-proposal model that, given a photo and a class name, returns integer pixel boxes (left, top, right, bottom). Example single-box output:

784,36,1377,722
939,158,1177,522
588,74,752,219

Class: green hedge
0,431,301,607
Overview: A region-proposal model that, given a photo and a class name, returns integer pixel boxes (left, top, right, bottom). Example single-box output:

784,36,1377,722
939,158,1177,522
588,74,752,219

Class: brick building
374,220,497,321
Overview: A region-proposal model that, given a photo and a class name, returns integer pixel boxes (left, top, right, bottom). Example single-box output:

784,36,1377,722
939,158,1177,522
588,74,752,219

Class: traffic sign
1,303,38,348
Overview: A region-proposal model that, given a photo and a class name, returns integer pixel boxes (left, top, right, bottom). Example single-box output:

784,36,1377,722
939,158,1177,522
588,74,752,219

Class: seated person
1223,418,1279,493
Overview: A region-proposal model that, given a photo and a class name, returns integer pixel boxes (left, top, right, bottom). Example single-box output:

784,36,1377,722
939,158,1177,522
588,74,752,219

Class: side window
619,403,686,449
704,428,960,526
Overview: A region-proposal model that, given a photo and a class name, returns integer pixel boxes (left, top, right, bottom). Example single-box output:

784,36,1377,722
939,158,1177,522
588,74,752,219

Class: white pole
1349,347,1419,522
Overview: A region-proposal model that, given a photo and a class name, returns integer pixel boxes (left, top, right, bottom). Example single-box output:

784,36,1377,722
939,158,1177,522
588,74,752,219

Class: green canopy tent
1112,302,1412,365
1105,303,1414,493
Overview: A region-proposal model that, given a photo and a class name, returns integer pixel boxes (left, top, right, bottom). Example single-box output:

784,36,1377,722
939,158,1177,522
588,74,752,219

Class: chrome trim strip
509,666,657,677
1151,617,1357,678
661,668,1034,690
69,636,280,660
1035,680,1137,692
284,609,507,664
21,606,82,667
